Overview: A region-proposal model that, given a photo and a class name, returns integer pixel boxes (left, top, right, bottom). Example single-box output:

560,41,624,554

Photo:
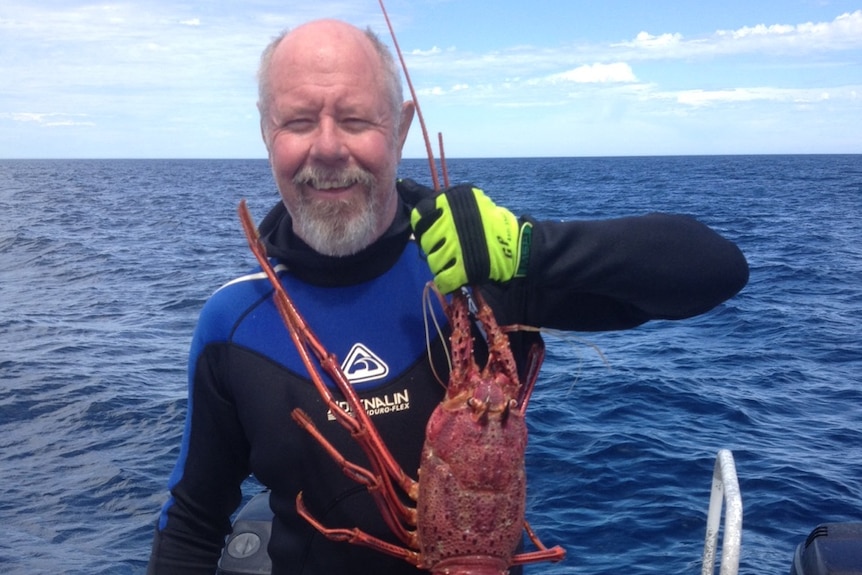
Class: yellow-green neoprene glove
410,184,532,293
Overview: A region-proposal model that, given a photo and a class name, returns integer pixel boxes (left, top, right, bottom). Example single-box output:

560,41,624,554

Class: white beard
289,166,383,257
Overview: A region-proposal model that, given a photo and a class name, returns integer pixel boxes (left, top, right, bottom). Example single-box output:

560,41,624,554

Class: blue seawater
0,155,860,574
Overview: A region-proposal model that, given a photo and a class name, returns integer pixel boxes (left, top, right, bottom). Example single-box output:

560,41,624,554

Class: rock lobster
238,201,564,574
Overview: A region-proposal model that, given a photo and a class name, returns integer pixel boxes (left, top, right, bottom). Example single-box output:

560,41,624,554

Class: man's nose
309,119,348,163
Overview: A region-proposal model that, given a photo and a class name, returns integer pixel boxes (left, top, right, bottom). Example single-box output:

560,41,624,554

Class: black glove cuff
446,185,491,284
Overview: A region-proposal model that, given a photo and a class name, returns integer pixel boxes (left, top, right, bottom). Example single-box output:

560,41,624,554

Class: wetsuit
148,179,748,575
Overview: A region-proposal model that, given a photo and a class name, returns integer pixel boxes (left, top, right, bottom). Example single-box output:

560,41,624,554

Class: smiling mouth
293,166,376,194
309,181,355,191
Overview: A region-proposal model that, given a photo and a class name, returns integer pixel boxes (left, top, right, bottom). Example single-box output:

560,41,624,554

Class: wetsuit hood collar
257,192,413,287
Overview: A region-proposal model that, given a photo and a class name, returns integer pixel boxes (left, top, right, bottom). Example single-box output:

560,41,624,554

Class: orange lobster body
238,202,564,574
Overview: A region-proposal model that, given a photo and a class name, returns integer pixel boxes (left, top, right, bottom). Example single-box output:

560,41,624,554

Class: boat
215,450,862,575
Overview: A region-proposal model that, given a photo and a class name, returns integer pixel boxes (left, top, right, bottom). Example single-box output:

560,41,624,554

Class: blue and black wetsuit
148,179,748,575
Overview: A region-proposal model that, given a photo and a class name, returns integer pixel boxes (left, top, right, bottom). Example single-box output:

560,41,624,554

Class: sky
1,0,860,159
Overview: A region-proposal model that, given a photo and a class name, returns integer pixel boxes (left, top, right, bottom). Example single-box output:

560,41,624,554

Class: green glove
410,184,532,293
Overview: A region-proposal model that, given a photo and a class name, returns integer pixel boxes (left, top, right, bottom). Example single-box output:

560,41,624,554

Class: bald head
257,20,405,139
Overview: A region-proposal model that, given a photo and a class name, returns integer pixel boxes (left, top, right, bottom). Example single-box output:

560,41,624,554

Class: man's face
261,22,413,256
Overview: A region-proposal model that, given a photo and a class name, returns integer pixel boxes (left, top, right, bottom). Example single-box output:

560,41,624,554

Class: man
148,19,748,575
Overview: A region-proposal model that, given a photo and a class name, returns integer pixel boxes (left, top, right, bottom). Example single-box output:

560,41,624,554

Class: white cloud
546,62,637,84
725,23,795,39
604,10,862,60
419,86,446,96
1,112,94,127
417,83,470,97
704,9,862,54
410,46,442,56
671,87,843,107
717,9,862,47
629,31,683,48
675,88,777,106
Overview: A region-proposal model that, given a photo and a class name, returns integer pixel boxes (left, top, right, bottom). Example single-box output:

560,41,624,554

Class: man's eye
342,118,371,132
284,119,315,132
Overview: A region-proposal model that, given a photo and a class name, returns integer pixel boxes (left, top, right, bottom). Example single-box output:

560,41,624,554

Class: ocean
0,155,860,574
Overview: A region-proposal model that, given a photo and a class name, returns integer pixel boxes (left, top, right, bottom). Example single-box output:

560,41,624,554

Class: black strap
447,185,490,283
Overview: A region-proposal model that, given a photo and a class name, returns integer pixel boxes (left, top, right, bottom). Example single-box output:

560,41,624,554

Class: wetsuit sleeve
515,213,748,331
148,316,251,573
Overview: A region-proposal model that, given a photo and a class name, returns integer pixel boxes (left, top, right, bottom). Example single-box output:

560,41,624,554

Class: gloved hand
410,184,532,293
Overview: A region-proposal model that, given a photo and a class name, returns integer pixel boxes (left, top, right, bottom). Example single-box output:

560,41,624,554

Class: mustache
292,166,376,190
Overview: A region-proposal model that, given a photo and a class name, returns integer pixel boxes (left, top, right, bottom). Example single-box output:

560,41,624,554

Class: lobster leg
295,492,422,566
510,520,566,565
291,408,419,546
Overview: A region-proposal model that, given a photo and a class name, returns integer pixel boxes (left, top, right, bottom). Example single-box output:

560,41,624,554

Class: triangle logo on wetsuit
341,343,390,384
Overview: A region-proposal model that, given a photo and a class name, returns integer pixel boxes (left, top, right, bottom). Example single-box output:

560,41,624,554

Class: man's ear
397,100,415,153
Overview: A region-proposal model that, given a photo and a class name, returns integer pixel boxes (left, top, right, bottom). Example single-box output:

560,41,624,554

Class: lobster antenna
437,131,450,188
378,0,442,191
422,282,451,388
